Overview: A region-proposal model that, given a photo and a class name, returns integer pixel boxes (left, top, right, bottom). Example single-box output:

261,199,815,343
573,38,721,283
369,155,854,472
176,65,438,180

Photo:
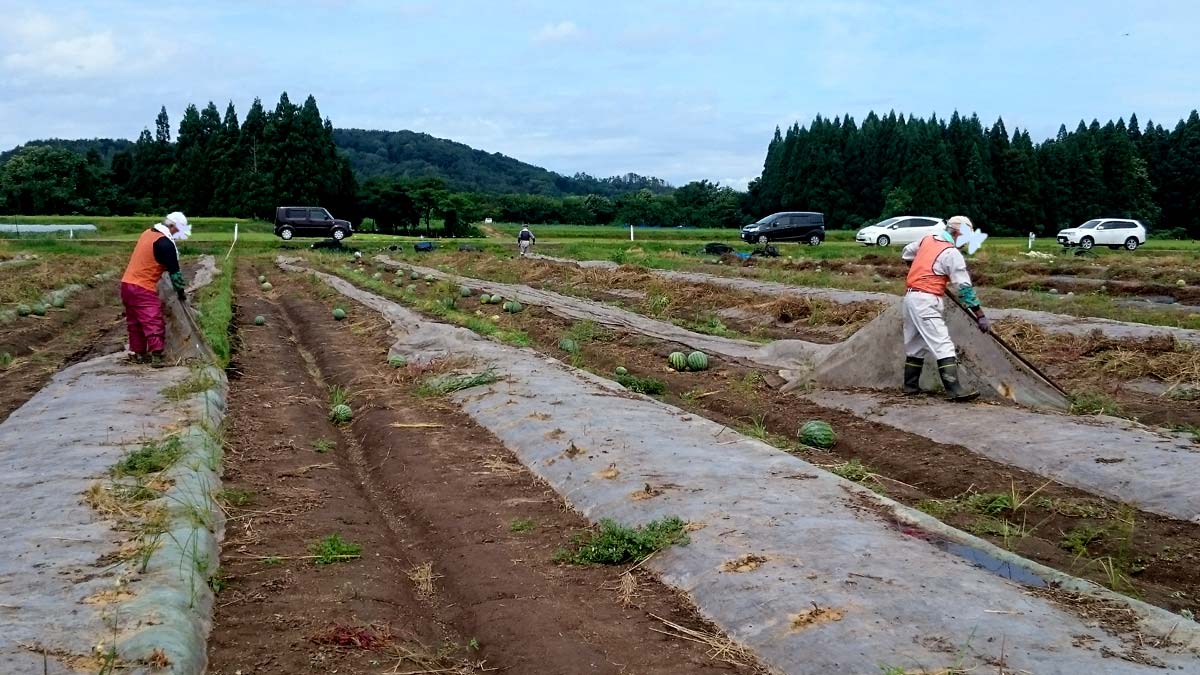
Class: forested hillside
334,128,671,197
748,111,1200,236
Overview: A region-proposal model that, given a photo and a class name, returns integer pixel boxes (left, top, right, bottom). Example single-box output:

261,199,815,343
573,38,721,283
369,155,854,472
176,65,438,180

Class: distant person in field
517,225,536,256
900,215,989,401
120,212,191,367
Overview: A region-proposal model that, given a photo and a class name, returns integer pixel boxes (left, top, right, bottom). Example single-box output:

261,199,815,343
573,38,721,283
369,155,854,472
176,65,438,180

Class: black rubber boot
903,357,924,395
936,357,979,401
148,351,167,369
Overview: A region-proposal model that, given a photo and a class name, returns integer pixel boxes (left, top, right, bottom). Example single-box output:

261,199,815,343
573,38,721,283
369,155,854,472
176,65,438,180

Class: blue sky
1,0,1197,189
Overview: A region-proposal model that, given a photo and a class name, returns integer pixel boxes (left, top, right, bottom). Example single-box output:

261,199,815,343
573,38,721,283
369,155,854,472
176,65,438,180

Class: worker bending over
900,215,990,401
120,212,191,366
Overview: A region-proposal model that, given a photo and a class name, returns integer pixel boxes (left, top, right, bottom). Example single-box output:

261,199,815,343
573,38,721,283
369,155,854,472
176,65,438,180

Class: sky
1,0,1198,190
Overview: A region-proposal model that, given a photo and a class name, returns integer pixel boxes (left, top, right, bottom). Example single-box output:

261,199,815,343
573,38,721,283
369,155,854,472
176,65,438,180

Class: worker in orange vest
120,212,191,367
900,215,990,401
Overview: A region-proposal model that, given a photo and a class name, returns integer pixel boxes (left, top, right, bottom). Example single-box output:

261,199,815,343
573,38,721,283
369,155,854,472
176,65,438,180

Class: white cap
947,215,973,230
165,211,191,241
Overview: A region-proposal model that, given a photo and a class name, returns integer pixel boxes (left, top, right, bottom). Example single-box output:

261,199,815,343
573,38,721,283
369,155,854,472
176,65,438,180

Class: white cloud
532,20,580,44
3,31,120,78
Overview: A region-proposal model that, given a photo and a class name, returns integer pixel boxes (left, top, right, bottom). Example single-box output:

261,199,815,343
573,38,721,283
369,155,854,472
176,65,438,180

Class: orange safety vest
121,228,169,292
905,235,955,296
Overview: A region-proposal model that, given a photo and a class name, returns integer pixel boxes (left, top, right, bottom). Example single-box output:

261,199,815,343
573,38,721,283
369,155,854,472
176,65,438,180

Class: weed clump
616,372,666,395
161,368,217,401
418,368,499,396
310,534,362,565
112,436,185,477
555,517,688,565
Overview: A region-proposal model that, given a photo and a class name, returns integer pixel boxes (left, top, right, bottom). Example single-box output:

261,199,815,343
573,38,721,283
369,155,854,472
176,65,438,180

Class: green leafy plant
313,438,335,454
310,534,363,565
509,517,536,532
616,372,666,395
161,368,217,401
554,517,688,565
829,459,871,482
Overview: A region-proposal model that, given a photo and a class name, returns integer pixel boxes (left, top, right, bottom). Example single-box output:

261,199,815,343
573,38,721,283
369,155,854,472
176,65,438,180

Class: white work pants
518,240,531,255
902,291,956,360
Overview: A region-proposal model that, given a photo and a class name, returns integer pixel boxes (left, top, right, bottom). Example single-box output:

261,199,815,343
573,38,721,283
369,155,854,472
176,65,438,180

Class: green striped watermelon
668,352,687,370
798,420,836,448
329,404,353,424
614,366,628,376
479,294,491,304
410,270,421,280
687,351,709,371
460,286,472,297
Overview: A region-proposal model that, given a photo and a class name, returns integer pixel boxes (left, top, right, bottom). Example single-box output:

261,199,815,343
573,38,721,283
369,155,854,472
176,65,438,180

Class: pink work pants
120,282,165,354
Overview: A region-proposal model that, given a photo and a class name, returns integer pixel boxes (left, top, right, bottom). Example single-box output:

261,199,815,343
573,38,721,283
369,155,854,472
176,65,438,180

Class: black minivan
274,206,353,241
740,212,825,245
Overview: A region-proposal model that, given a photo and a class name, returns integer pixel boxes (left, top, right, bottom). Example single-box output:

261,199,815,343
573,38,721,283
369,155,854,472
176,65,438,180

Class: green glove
169,271,186,291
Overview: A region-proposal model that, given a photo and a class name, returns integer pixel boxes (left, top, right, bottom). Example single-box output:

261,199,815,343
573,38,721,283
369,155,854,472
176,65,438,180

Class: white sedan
856,216,945,247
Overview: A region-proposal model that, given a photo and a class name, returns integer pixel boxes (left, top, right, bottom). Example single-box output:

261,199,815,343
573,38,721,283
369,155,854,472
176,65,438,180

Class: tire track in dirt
209,263,762,674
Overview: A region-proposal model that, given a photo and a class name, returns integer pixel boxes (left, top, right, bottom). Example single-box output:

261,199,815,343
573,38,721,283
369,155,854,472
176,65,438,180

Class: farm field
1,225,1199,673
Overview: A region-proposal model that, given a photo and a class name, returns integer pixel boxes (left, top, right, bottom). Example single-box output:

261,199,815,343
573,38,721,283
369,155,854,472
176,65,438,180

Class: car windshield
873,217,902,228
754,215,774,225
1077,220,1102,229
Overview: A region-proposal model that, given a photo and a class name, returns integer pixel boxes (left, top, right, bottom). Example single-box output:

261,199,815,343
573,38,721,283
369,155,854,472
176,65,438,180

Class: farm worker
119,212,191,367
517,226,536,256
900,215,990,401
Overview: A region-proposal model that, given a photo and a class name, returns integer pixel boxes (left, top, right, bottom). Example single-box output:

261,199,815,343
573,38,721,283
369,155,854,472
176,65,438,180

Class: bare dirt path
207,262,761,675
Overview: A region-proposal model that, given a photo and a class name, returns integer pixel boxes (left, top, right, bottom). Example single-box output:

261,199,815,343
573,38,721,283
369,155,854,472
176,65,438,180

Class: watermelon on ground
424,274,435,283
410,271,421,280
254,315,266,326
687,351,709,371
388,355,407,368
333,308,347,320
668,351,687,370
15,304,31,317
261,282,273,291
31,304,46,316
460,286,472,297
798,420,836,448
504,301,523,313
257,275,266,283
615,366,628,376
479,294,491,304
329,404,353,424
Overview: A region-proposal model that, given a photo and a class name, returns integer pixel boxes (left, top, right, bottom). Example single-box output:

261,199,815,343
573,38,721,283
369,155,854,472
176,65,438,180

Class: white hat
165,211,191,241
947,215,973,230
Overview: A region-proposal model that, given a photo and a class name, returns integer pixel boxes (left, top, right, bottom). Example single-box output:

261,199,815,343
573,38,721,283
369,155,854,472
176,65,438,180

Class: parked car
740,212,825,245
274,206,353,241
1056,218,1146,251
856,216,945,247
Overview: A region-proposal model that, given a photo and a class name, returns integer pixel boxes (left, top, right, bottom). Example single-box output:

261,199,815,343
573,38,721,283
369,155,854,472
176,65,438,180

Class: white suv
1056,219,1146,251
856,216,945,246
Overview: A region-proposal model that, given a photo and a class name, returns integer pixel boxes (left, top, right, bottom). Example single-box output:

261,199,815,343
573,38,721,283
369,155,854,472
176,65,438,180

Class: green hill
3,130,672,198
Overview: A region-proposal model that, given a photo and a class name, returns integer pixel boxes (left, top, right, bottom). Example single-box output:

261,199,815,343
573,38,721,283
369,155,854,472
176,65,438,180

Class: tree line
747,110,1200,237
0,93,358,220
3,95,1198,238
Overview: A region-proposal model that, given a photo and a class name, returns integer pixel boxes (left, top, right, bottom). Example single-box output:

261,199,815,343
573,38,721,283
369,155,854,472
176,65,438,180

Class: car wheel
757,234,768,245
279,227,294,241
1079,236,1093,250
876,235,891,247
332,228,346,241
808,234,821,246
1124,237,1139,251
